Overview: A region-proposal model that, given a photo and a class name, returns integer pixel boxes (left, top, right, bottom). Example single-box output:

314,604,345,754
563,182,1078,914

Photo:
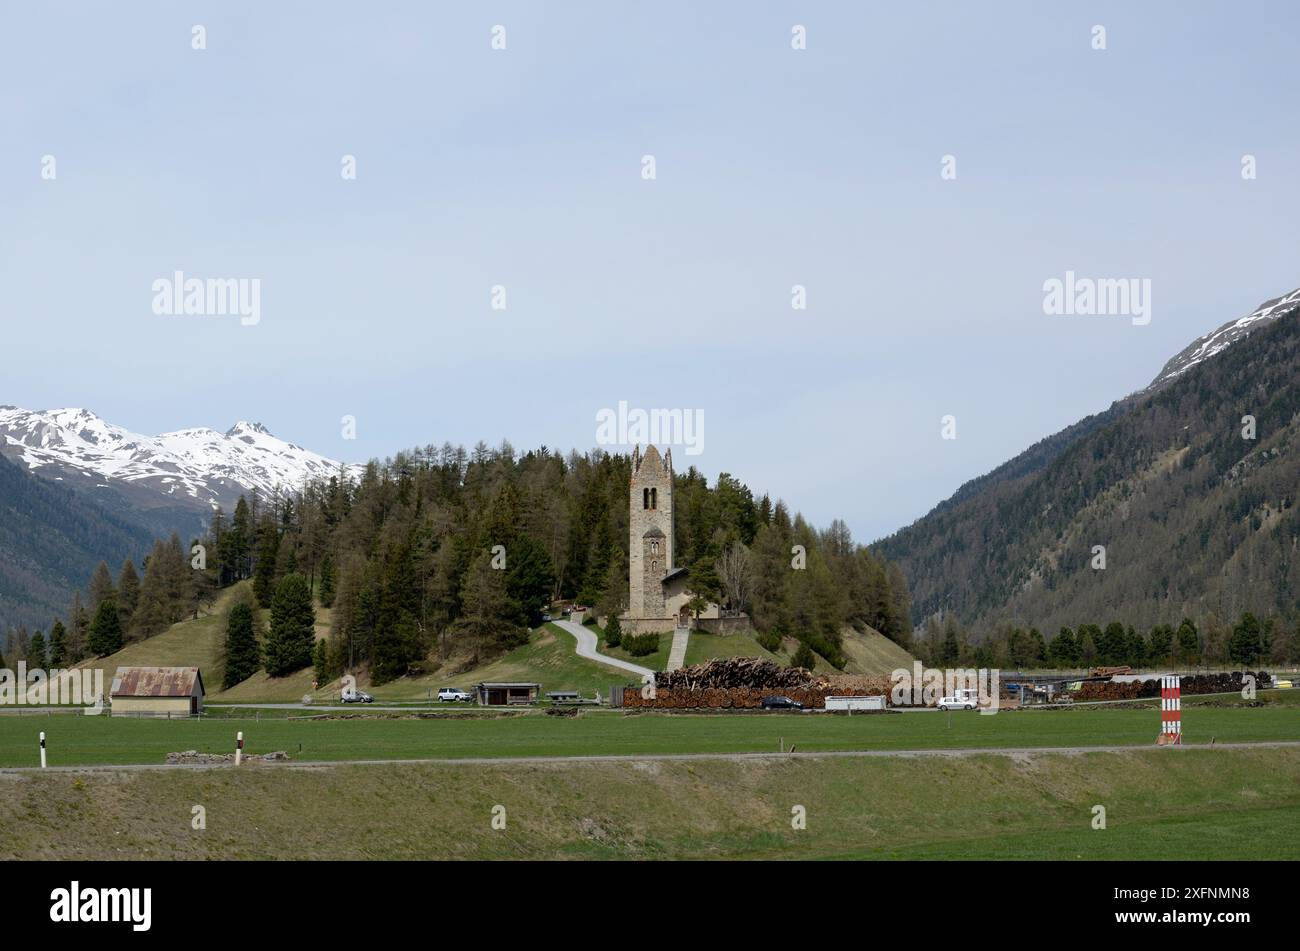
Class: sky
2,1,1298,544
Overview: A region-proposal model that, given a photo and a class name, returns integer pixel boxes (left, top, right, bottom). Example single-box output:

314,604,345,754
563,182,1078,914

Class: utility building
110,666,205,717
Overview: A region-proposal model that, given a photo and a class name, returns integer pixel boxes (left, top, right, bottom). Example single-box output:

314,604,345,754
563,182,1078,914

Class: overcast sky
2,1,1297,544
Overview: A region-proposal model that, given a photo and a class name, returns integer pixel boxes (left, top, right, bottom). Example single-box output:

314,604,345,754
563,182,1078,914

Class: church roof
633,444,672,479
661,566,689,585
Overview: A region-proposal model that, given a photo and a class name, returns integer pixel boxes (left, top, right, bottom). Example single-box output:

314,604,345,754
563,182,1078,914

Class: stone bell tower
628,445,674,619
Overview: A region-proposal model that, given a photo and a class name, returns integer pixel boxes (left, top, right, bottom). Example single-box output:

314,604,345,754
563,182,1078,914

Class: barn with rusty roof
111,666,205,717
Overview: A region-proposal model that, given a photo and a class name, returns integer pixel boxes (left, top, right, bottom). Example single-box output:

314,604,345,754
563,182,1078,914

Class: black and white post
236,730,243,766
39,731,47,769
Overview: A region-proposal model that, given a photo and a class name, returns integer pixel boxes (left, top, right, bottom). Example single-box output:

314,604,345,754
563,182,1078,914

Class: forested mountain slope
0,453,155,634
878,292,1300,635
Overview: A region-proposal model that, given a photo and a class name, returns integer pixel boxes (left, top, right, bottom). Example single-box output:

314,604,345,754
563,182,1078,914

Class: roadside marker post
236,731,244,766
39,732,46,768
1158,675,1182,746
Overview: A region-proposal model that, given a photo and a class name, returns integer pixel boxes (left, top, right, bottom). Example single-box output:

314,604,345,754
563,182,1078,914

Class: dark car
761,695,803,710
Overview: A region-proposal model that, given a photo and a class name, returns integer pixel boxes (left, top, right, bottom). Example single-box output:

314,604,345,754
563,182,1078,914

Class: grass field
2,693,1296,768
2,747,1296,859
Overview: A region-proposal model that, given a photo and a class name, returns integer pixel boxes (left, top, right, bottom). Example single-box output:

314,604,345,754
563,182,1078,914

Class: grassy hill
79,589,915,704
587,620,914,675
838,625,916,675
74,585,244,690
76,582,337,704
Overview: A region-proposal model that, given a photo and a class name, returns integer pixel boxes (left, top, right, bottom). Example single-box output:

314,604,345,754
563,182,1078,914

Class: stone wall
692,615,753,636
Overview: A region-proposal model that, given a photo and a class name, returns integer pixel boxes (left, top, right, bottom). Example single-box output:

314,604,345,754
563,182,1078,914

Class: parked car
438,687,473,703
541,614,553,622
761,695,803,710
938,688,978,711
341,691,374,704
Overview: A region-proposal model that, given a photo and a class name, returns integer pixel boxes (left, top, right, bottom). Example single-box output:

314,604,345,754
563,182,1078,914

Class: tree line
916,612,1300,670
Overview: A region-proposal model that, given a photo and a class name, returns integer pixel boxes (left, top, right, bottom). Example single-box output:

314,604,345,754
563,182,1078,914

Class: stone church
621,445,721,634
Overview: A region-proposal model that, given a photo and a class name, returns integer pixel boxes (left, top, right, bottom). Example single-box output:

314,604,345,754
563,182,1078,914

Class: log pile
655,657,824,691
622,659,891,709
622,684,885,710
1075,671,1270,702
1076,680,1143,702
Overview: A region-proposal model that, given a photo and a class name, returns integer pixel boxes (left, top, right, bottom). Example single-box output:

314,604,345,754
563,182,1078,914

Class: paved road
204,703,463,713
4,740,1297,774
551,619,654,680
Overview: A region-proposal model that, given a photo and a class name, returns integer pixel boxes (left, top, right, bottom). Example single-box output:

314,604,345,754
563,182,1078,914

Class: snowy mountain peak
225,421,273,438
1147,286,1300,391
0,406,360,512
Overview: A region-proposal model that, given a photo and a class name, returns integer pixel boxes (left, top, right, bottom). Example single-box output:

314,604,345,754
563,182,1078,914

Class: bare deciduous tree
717,541,752,615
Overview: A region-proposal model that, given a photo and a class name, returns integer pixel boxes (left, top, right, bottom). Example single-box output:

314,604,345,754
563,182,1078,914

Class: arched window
643,488,650,509
650,487,657,510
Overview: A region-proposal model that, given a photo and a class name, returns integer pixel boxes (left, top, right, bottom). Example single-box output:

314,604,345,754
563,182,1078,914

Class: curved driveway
551,619,654,680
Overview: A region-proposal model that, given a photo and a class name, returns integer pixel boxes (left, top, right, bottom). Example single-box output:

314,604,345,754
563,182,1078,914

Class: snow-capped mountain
0,407,359,513
1146,285,1300,391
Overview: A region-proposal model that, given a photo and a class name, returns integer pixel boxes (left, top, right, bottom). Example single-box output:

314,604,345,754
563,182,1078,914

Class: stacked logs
655,657,825,692
621,658,890,710
1075,671,1270,702
623,685,887,710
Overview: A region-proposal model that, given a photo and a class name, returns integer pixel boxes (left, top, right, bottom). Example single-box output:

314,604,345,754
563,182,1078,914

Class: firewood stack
619,658,891,709
655,657,826,692
1075,671,1270,702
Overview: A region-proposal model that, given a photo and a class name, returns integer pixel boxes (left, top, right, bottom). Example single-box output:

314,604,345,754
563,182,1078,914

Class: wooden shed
474,682,540,706
111,666,205,717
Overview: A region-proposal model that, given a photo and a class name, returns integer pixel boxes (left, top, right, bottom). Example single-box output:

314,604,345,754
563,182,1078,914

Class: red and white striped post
235,731,244,766
1159,675,1182,745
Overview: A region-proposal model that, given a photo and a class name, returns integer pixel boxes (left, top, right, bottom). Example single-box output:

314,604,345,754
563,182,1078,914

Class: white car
938,688,979,711
438,688,473,703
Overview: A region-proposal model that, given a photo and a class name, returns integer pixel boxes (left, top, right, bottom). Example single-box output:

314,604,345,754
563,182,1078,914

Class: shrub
623,632,661,657
790,642,817,670
605,614,622,648
756,631,782,653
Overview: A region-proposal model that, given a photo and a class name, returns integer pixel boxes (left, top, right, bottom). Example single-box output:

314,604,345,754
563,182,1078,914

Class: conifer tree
371,541,423,684
253,513,281,607
1176,618,1200,663
87,599,123,656
222,602,261,688
264,574,315,677
117,558,141,629
26,630,46,667
604,612,622,648
88,560,116,612
319,552,336,608
66,592,89,663
229,496,253,580
790,642,816,670
48,620,68,667
1229,612,1263,666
